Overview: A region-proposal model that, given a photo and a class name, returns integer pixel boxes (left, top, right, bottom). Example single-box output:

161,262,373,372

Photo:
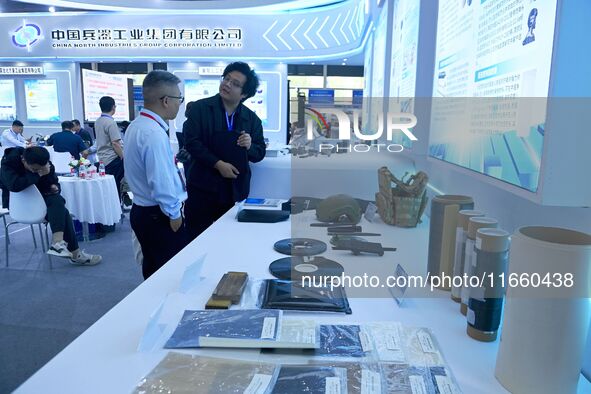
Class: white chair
5,185,51,268
49,149,73,175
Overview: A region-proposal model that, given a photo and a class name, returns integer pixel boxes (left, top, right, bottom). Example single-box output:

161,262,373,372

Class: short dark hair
99,96,116,112
72,119,81,126
12,120,23,127
222,62,260,102
23,147,50,166
61,120,74,130
142,70,181,104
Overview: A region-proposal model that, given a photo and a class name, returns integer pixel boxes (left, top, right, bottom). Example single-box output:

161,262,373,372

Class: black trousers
105,157,124,201
130,204,189,280
184,185,234,242
43,194,79,252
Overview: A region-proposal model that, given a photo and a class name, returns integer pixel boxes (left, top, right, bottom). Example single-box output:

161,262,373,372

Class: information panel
24,79,60,122
0,79,17,121
82,69,131,122
428,0,558,192
243,80,269,127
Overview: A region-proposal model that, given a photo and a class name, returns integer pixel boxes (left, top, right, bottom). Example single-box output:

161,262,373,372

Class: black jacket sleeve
182,103,220,169
247,117,266,163
0,163,40,192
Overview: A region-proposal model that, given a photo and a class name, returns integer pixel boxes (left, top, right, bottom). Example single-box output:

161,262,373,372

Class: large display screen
82,69,131,122
389,0,420,146
428,0,558,192
243,80,268,127
24,79,60,122
184,79,220,104
0,79,17,121
368,2,388,135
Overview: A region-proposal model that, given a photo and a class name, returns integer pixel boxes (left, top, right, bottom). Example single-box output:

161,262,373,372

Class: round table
58,175,122,231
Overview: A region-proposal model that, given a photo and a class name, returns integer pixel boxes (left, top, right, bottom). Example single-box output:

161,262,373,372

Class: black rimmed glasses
160,95,185,104
221,75,244,90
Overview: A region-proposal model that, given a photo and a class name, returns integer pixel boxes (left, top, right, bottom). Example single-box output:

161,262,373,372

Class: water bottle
79,164,87,179
99,161,106,177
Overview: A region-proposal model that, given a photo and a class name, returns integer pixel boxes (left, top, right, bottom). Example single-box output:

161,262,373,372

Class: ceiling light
311,62,315,65
341,62,346,65
343,58,348,61
48,6,56,13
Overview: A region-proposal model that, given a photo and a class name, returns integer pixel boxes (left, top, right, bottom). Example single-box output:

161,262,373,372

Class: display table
59,175,122,225
15,207,591,393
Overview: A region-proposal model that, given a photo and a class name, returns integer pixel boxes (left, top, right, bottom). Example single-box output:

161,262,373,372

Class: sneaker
47,240,72,258
70,250,102,266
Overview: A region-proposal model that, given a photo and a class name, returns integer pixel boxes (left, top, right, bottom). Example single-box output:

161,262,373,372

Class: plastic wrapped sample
164,309,281,348
316,325,370,358
398,327,445,366
307,362,383,394
134,352,279,394
380,364,435,394
365,322,406,363
271,365,348,394
260,279,352,314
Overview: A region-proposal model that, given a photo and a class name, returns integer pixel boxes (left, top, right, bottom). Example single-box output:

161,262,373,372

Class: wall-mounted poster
184,79,220,104
24,79,60,122
82,69,131,122
0,79,17,121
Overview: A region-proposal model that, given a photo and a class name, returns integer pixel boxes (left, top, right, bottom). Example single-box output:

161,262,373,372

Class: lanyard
225,112,235,131
140,112,167,132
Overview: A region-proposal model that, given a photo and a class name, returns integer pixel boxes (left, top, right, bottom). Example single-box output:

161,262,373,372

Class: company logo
12,23,42,51
306,108,418,153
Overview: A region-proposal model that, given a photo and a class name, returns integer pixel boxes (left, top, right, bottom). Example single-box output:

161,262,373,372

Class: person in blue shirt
124,70,188,279
47,120,89,160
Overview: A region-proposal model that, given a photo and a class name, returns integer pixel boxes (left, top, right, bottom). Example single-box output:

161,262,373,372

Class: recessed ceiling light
48,6,56,12
341,62,346,66
343,58,348,61
311,62,315,65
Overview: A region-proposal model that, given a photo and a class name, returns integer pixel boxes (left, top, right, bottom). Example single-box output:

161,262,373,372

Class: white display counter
15,205,591,393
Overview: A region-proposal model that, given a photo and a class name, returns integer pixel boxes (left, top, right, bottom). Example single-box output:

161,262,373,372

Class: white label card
386,329,401,350
325,377,341,394
417,331,437,353
467,308,475,325
359,330,373,352
243,374,273,394
434,375,458,394
303,328,317,344
260,317,277,339
409,375,428,394
361,370,382,394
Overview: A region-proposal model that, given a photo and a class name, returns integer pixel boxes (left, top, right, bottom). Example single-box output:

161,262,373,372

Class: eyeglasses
221,75,243,90
160,95,185,104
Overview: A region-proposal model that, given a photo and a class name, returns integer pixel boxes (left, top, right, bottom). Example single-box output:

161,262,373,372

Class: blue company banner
1,1,366,60
309,89,334,105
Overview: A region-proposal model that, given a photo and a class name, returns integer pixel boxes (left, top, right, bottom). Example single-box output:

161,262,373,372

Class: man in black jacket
0,147,102,265
182,62,266,240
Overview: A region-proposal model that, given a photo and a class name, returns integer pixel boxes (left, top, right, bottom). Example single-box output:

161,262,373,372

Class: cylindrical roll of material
460,217,498,315
466,228,510,342
451,210,485,302
427,195,474,290
495,226,591,394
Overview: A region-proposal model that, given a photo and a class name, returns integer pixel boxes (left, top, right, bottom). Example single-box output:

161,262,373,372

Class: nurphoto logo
306,108,418,153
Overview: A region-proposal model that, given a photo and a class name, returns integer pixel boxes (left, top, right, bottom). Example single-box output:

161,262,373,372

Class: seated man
1,120,30,148
0,146,101,265
47,120,89,160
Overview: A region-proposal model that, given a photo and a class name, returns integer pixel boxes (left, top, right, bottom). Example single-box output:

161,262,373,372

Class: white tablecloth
58,175,122,226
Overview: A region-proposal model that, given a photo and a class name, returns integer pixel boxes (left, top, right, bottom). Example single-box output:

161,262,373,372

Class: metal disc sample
269,256,344,281
273,238,327,256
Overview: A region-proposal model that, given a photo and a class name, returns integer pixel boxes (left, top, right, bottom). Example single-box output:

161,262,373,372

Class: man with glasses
182,62,266,241
124,71,188,279
94,96,125,201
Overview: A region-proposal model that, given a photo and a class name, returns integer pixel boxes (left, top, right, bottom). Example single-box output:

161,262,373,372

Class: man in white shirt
1,120,29,148
124,70,188,279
